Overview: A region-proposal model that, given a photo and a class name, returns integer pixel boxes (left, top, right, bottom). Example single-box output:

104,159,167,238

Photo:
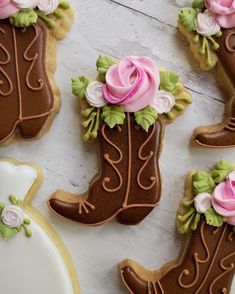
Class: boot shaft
218,29,235,87
0,20,54,142
98,113,163,208
160,220,235,293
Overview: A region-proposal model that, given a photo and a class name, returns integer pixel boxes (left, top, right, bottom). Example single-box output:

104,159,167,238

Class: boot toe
48,198,78,221
195,132,217,147
120,266,150,294
195,129,235,148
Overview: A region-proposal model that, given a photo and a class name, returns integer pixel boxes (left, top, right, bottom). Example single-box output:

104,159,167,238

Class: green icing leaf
166,111,175,120
71,76,90,100
35,0,70,28
34,10,56,28
0,196,32,240
178,7,198,32
192,0,205,9
211,160,235,184
134,106,158,132
205,208,227,227
0,202,5,210
59,0,70,9
53,8,63,18
9,195,17,205
22,224,32,238
101,105,125,129
160,71,179,93
9,9,38,27
193,170,215,195
82,108,100,141
96,55,116,82
0,222,18,240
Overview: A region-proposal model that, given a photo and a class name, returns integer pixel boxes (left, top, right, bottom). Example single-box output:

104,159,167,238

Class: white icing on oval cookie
0,160,79,294
0,162,37,202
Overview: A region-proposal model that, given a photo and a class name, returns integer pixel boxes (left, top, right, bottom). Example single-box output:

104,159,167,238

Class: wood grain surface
1,0,234,293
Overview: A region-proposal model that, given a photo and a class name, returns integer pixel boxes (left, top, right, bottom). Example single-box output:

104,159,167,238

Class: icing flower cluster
0,195,32,240
2,204,24,228
0,0,70,28
85,56,172,113
179,0,235,32
177,0,235,66
194,171,235,225
178,160,235,234
72,55,192,141
101,56,161,112
0,0,58,19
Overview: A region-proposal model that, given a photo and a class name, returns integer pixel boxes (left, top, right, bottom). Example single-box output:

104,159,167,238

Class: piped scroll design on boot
177,1,235,148
119,159,235,293
0,21,53,143
0,2,73,145
101,124,124,194
48,55,192,226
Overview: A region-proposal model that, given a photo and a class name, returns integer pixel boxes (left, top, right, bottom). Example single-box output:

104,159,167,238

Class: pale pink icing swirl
212,171,235,225
102,56,160,112
205,0,235,28
0,0,19,19
2,204,24,228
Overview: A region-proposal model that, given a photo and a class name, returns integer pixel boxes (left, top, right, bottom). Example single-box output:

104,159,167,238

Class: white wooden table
1,0,235,293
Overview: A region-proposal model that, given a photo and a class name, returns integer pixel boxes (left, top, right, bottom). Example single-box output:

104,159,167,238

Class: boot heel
117,206,155,225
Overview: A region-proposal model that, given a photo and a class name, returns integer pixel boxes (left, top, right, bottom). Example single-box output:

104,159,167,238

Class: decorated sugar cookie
0,0,73,145
178,0,235,148
120,159,235,293
48,55,192,226
0,159,80,294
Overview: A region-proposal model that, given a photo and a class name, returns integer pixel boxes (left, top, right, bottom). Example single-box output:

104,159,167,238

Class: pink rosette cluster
0,0,19,19
205,0,235,28
102,56,160,113
212,171,235,225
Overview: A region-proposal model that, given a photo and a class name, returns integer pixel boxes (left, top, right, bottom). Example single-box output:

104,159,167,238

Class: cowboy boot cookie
120,159,235,293
0,0,73,145
48,55,192,226
178,1,235,148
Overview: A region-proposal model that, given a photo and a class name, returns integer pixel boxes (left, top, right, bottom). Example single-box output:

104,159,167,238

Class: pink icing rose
102,56,160,112
205,0,235,28
212,171,235,225
0,0,19,19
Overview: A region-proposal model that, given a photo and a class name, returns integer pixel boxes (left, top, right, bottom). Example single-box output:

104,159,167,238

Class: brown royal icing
196,29,235,147
48,55,191,226
219,29,235,85
121,219,235,294
49,113,163,225
195,29,235,147
178,1,235,148
0,19,53,143
120,159,235,293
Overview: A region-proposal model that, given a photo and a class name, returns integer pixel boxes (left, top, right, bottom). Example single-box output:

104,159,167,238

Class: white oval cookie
0,159,80,294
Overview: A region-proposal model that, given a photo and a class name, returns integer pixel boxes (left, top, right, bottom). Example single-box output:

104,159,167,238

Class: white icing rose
37,0,59,15
194,193,212,214
13,0,38,9
2,205,24,228
195,11,221,36
150,90,175,114
85,81,107,108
